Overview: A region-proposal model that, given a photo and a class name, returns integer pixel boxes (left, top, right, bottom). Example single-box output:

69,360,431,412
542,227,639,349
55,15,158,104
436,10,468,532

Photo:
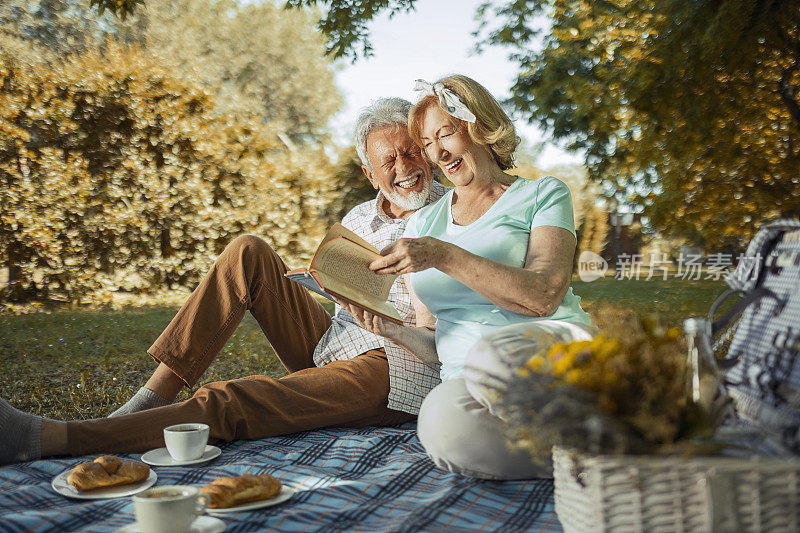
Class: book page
317,223,378,254
312,237,396,300
316,270,401,323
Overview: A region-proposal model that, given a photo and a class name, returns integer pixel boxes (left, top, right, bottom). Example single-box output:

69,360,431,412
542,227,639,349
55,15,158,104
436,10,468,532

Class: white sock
109,387,170,417
0,397,42,465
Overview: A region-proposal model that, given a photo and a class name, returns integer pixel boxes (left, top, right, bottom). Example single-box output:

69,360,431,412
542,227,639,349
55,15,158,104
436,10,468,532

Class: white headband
413,79,476,123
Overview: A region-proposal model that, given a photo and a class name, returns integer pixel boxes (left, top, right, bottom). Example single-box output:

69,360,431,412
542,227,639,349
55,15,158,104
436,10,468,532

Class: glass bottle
683,317,726,412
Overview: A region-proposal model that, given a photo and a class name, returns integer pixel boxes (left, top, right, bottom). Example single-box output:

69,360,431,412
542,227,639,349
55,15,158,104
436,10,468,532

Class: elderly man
0,98,445,465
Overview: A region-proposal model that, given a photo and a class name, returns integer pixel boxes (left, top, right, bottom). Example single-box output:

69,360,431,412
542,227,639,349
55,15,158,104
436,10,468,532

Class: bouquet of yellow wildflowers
495,316,724,458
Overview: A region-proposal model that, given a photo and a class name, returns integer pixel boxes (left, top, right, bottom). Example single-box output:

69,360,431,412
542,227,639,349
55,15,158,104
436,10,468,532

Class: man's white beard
381,179,431,211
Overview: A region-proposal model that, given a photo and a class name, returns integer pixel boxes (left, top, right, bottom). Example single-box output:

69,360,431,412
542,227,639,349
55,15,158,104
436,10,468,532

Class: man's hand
335,296,440,368
334,298,399,339
369,237,451,275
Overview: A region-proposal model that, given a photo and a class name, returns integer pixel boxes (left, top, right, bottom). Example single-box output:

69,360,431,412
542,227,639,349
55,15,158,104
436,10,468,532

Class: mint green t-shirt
404,176,590,382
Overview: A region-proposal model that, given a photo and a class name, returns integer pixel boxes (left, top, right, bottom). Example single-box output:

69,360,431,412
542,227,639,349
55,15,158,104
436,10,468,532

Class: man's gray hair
355,97,413,169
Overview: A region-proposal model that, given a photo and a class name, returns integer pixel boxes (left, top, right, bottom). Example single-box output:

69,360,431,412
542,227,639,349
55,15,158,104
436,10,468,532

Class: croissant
67,455,150,492
199,473,282,508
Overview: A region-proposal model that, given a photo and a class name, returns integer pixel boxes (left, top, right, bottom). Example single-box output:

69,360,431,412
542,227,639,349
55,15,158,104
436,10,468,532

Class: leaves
288,0,800,247
492,0,800,247
285,0,417,60
88,0,143,19
0,1,354,303
318,146,377,226
119,0,343,140
0,42,336,302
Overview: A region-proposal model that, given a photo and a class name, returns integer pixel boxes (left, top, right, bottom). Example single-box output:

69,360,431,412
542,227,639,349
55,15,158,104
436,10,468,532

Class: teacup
163,423,209,461
133,485,210,533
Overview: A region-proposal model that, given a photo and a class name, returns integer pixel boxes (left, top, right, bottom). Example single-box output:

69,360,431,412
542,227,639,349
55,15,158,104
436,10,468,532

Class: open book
285,223,402,324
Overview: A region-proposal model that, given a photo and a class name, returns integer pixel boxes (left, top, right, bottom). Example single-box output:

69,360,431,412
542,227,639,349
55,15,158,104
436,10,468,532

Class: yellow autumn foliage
0,41,334,302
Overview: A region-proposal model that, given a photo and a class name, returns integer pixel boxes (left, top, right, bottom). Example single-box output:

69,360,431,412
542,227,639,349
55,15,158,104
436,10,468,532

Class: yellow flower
553,351,577,376
548,343,565,360
525,355,546,372
595,338,622,361
565,369,582,384
589,335,607,350
566,340,591,357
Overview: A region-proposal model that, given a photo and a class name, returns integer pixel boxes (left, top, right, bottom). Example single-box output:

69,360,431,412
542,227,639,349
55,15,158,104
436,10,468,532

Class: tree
318,146,378,227
88,0,142,18
284,0,416,59
0,0,112,60
0,41,331,302
483,0,800,246
280,0,800,247
512,163,606,260
3,0,343,142
61,0,800,245
88,0,418,61
119,0,342,141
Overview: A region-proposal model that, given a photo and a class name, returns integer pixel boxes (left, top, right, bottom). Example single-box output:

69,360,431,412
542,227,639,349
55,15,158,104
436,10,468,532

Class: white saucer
206,486,293,515
141,446,221,466
116,515,225,533
52,469,157,500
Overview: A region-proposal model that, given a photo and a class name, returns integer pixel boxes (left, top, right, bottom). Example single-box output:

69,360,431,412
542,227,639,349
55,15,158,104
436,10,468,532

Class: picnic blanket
0,423,561,532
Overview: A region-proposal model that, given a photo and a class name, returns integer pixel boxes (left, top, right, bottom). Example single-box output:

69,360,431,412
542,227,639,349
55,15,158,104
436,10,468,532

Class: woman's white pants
417,320,594,479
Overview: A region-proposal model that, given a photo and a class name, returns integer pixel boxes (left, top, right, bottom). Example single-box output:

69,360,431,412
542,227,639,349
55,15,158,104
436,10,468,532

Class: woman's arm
370,226,576,317
446,225,575,316
334,280,439,367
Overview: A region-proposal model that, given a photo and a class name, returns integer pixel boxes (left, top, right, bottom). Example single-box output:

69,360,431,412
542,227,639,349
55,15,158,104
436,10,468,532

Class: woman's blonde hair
408,75,519,170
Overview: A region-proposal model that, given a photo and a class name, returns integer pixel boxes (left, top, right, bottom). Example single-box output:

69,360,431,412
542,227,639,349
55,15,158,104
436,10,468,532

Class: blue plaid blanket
0,423,561,532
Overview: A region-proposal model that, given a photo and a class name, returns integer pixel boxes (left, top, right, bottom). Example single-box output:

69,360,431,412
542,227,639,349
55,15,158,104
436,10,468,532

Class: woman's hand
369,237,451,275
334,298,399,339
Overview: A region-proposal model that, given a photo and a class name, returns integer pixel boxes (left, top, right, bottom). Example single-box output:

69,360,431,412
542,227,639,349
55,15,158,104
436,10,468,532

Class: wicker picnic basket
552,446,800,532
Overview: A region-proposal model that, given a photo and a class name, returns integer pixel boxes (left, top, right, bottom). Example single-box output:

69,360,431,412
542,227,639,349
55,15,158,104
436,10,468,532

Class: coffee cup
133,485,210,533
163,423,209,461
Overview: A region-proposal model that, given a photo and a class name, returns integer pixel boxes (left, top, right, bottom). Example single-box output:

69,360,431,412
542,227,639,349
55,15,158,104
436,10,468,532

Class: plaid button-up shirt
313,180,447,414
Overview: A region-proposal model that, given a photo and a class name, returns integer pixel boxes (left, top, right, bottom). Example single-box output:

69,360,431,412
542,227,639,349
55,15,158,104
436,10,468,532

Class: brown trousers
67,235,413,456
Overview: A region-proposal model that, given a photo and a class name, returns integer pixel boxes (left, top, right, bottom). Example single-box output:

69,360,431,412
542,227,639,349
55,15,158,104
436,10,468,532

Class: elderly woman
339,75,594,479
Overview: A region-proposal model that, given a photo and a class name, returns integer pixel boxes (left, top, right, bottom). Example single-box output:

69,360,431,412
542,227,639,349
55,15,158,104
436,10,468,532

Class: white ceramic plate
116,515,225,533
52,469,157,500
141,446,221,467
206,486,293,515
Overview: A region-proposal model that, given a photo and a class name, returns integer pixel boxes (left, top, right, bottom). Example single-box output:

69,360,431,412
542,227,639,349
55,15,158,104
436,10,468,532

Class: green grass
572,277,727,326
1,281,724,420
0,309,287,420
